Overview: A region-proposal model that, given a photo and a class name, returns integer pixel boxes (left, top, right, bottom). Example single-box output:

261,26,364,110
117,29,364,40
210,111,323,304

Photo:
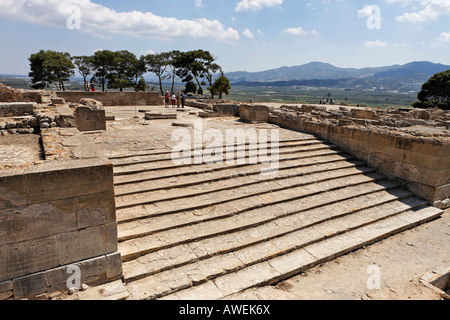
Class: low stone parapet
56,91,164,106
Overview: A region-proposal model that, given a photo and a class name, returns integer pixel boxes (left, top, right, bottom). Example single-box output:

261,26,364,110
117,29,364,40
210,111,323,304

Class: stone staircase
108,134,443,300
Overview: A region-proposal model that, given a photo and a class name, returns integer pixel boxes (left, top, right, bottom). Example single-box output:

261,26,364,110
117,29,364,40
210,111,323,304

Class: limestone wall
56,91,164,106
0,128,121,300
268,106,450,209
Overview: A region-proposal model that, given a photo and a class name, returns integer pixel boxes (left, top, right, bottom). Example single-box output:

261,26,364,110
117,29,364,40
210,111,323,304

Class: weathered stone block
145,112,177,120
74,105,106,132
51,98,65,105
75,190,116,229
214,104,239,117
24,161,114,204
239,105,270,123
0,174,27,210
11,252,122,300
56,222,118,266
12,271,47,300
0,199,78,246
0,236,59,282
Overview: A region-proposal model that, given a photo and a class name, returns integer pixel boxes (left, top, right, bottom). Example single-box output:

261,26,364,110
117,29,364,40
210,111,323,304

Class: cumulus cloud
0,0,240,43
439,32,450,42
386,0,450,22
235,0,284,12
243,28,254,39
364,40,388,48
282,27,317,35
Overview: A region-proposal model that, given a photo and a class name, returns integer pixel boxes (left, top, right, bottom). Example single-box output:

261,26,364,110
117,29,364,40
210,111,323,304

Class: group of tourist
165,91,186,108
84,80,96,92
319,98,335,105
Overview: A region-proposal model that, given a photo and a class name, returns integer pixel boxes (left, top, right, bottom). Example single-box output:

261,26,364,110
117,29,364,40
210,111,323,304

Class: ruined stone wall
0,102,35,117
0,125,121,300
266,105,450,209
0,83,45,104
56,91,164,106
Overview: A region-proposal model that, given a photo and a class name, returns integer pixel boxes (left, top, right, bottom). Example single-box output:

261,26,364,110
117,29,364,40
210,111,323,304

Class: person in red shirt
165,91,170,108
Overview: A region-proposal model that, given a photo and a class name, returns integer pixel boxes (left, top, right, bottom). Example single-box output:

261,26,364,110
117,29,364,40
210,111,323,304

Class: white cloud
357,4,376,18
143,49,156,55
0,0,240,43
243,28,254,39
439,32,450,42
364,40,388,48
282,27,317,35
235,0,284,12
386,0,450,22
195,0,203,7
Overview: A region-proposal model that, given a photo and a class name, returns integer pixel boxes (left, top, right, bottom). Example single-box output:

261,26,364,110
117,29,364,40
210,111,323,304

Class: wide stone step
108,138,316,161
121,189,418,283
114,153,356,197
118,179,402,246
118,171,389,261
125,205,443,300
115,155,362,207
111,138,321,167
112,142,336,176
113,147,342,185
115,166,381,224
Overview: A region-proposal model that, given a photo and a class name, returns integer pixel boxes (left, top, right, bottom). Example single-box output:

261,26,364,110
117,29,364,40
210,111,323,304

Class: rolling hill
227,61,450,91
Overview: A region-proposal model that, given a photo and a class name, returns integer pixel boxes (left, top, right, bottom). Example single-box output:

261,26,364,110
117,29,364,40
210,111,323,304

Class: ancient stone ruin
0,84,448,300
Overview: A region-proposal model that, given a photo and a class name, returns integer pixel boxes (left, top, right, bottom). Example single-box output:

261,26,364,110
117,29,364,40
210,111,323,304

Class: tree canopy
413,70,450,110
28,49,228,96
29,50,75,91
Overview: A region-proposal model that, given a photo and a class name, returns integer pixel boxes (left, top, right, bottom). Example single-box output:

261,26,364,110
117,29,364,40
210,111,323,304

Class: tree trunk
158,76,164,96
171,70,176,94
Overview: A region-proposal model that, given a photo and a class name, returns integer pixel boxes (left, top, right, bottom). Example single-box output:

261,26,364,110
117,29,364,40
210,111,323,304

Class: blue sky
0,0,449,75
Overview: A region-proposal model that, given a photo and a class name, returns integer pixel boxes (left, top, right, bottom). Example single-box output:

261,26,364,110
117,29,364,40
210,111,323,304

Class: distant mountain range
227,61,450,91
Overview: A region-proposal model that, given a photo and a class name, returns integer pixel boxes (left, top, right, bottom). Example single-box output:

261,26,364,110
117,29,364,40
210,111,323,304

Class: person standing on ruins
90,80,96,92
165,91,170,108
171,92,177,108
176,92,181,108
181,92,186,108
